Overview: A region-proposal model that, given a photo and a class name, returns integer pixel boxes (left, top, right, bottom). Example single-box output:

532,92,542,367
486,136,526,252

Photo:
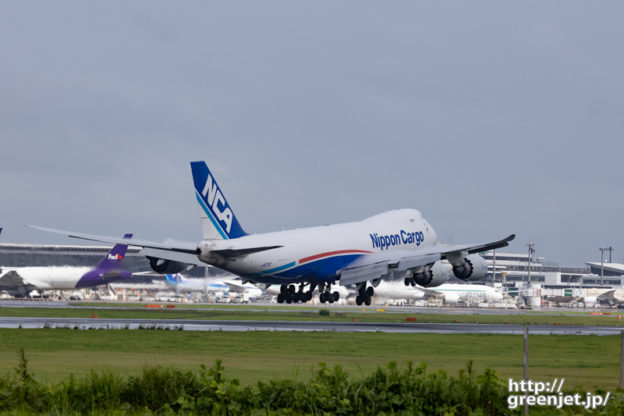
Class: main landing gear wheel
356,285,374,306
320,290,339,304
320,292,331,304
278,283,315,304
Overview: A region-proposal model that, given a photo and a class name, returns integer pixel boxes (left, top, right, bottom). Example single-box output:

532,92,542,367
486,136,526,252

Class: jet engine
451,254,488,281
442,292,460,305
406,261,452,288
148,257,187,274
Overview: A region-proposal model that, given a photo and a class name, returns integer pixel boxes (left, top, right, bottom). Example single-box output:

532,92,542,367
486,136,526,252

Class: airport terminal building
481,251,623,289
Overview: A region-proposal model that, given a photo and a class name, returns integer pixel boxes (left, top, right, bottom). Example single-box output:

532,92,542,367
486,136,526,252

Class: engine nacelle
410,261,452,288
148,257,187,274
451,254,488,281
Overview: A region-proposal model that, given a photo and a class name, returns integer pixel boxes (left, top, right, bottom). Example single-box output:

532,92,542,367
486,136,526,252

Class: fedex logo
201,174,234,234
107,254,123,260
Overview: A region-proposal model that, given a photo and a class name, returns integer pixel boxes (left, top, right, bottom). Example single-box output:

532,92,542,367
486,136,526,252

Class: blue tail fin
190,161,247,240
96,233,132,270
165,273,182,286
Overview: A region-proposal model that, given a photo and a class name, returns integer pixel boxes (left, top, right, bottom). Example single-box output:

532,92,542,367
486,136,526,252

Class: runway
3,300,620,318
0,316,621,335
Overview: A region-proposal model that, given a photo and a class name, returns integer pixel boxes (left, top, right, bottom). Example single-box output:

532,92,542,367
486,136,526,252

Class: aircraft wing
339,234,515,286
223,281,250,293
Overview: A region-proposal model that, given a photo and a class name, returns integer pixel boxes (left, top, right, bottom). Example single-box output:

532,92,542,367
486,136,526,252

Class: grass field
0,328,619,392
1,305,624,326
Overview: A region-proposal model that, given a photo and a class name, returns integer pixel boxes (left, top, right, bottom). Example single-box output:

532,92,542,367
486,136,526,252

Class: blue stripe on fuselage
260,261,296,275
249,254,365,284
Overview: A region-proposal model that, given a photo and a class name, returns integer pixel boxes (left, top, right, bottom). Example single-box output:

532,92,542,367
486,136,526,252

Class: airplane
418,282,503,304
31,161,515,305
596,289,624,307
164,273,264,299
370,278,503,304
0,234,134,297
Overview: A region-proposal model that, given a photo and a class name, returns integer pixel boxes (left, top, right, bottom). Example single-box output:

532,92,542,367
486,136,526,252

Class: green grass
2,305,624,326
0,328,619,392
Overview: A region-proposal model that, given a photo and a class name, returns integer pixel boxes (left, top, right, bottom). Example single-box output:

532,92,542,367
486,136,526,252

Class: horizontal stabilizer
28,225,199,254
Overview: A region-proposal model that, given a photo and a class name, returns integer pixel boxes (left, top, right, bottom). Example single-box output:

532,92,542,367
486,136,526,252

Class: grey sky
1,2,622,267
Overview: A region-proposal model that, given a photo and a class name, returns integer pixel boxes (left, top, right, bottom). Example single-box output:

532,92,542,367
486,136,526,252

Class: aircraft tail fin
164,273,183,286
190,161,248,240
96,233,132,270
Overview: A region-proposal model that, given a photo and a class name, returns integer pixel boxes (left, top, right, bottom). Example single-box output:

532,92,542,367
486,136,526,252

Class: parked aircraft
164,273,264,299
31,161,514,305
597,289,624,307
371,277,503,304
420,282,503,304
0,234,133,297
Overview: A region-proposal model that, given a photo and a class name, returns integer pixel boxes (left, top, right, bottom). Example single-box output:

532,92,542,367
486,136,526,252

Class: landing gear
355,284,374,306
319,291,339,303
318,282,339,304
277,283,314,304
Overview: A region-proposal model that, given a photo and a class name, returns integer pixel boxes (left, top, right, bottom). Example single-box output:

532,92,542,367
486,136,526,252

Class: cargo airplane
0,234,133,297
31,162,515,305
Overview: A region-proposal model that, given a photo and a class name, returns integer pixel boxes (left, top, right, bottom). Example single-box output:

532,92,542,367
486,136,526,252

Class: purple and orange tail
96,233,132,270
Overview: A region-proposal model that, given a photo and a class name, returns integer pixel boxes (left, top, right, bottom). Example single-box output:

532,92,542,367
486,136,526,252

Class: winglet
469,233,516,254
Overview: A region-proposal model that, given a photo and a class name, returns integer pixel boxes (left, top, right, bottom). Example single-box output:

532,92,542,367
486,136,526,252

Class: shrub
2,351,623,415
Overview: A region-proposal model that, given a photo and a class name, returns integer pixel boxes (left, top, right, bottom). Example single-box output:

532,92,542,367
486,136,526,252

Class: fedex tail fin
96,233,132,270
190,161,247,240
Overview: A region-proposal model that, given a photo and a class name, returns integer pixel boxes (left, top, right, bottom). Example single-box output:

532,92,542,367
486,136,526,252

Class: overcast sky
1,2,622,267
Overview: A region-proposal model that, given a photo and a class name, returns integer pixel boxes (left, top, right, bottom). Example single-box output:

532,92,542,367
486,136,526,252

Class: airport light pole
600,247,607,286
608,246,614,263
526,243,535,284
492,249,496,285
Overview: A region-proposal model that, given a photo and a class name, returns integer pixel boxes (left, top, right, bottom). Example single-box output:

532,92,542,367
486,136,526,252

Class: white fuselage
1,267,90,290
165,275,264,298
425,283,503,304
368,281,502,303
198,209,437,284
